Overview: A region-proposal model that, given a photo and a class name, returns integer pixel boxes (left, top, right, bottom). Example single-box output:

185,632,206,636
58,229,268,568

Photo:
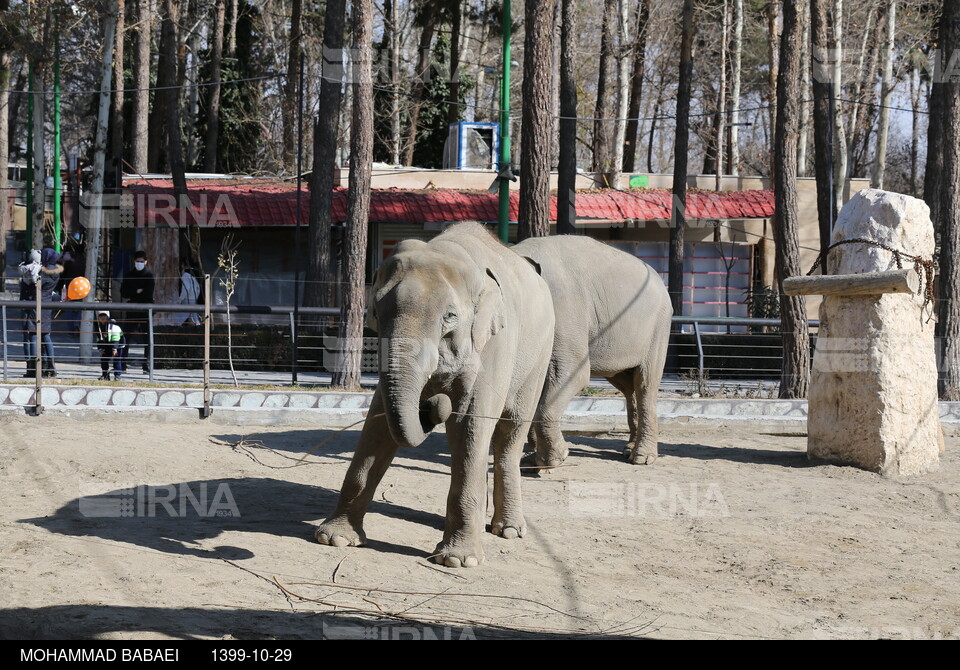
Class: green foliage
402,32,476,168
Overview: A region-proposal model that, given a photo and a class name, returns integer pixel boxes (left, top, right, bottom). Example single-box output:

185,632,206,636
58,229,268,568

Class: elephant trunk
381,366,451,449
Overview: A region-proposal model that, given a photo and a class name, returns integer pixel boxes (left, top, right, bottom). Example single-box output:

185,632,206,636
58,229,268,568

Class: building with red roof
113,170,868,323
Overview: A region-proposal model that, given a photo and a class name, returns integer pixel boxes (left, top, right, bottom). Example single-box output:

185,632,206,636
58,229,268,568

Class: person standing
95,310,125,381
120,250,155,373
19,248,63,378
171,262,201,326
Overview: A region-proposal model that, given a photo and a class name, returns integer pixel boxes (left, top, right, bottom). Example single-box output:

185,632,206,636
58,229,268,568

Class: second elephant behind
513,235,673,467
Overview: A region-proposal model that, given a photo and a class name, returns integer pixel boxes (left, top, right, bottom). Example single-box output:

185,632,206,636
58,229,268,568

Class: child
95,310,125,381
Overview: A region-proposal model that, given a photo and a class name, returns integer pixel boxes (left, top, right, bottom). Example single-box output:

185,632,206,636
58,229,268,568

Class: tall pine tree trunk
184,0,202,168
110,0,126,167
282,0,302,173
447,1,462,125
609,0,631,187
729,0,743,174
622,0,648,173
82,0,119,360
871,0,896,188
910,69,923,194
333,0,374,390
306,0,346,311
226,0,238,57
403,14,438,166
796,4,809,176
157,0,187,300
773,0,810,399
387,0,401,163
935,0,960,399
811,0,835,265
715,0,729,191
592,0,616,180
767,0,780,162
518,0,555,240
0,0,10,235
557,0,578,234
670,0,696,317
132,0,152,173
831,0,847,212
204,0,224,173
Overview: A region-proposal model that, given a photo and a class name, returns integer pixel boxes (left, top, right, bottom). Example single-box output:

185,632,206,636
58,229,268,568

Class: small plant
744,284,780,333
218,234,241,388
678,369,710,396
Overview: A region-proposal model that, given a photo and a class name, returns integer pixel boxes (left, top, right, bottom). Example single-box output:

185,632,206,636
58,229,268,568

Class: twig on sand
220,558,295,608
210,437,331,469
416,561,470,581
270,577,563,633
279,579,588,620
332,551,355,584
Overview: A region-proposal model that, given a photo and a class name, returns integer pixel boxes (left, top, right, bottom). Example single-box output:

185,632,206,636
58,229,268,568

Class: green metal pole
53,28,62,253
25,59,33,247
497,0,511,243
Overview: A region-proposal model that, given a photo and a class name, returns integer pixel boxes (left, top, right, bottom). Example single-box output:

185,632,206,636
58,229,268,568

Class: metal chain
807,237,936,310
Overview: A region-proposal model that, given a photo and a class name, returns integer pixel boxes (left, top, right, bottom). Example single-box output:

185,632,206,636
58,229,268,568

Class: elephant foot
315,517,366,547
490,515,526,540
520,446,567,472
626,442,658,466
432,539,485,568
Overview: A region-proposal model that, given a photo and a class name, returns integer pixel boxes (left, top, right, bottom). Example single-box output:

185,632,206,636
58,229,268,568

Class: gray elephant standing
512,235,672,467
316,223,555,568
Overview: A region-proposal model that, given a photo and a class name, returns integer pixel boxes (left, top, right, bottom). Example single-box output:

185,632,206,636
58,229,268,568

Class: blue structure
442,122,501,170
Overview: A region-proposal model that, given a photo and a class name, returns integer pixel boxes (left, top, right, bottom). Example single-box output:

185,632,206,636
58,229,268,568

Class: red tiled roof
123,179,775,227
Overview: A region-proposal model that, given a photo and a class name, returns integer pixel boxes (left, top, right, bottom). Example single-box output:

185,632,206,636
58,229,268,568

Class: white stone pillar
808,189,944,476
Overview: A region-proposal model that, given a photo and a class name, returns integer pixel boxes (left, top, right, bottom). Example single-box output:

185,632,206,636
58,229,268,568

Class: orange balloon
67,276,91,301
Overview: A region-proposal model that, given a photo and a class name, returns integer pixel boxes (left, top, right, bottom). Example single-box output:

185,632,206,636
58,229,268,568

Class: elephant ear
472,268,506,351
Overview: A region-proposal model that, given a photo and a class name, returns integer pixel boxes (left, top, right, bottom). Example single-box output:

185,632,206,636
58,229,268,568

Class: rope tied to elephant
806,237,936,312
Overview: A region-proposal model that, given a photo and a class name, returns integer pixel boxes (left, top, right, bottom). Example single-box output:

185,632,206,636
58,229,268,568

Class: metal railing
672,316,820,385
1,296,820,398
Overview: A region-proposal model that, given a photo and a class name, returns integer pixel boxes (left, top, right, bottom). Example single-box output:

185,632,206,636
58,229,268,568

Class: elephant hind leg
628,331,669,465
606,370,638,459
526,354,590,469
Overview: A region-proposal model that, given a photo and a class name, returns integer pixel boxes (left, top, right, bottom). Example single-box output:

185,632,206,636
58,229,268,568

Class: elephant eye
443,311,458,323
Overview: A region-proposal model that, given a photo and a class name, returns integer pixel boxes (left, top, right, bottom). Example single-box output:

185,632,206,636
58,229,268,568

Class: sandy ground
1,412,959,640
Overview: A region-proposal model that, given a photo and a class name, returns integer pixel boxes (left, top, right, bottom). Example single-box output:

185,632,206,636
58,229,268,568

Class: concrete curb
2,384,958,432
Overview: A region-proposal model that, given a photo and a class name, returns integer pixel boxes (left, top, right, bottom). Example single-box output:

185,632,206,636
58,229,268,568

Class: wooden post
783,268,918,297
32,280,42,416
202,274,211,419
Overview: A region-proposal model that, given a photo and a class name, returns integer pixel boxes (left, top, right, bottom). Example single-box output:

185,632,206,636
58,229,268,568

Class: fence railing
0,298,821,395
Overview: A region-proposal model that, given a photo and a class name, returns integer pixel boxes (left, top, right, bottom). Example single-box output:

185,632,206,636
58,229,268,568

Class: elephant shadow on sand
20,473,444,562
563,434,815,468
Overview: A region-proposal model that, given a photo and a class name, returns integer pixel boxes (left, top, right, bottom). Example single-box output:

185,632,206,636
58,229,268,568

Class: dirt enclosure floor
1,412,959,640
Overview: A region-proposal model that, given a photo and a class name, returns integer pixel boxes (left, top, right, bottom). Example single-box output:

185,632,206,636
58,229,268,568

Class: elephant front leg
433,415,498,568
491,416,538,539
316,390,400,547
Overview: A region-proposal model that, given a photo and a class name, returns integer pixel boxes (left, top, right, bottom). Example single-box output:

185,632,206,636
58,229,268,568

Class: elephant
512,235,672,467
315,222,556,568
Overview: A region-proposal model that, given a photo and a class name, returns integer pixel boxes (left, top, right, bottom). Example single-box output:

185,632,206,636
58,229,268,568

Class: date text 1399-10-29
211,648,294,662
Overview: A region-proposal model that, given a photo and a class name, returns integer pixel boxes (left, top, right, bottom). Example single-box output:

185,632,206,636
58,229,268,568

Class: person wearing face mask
120,250,155,373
